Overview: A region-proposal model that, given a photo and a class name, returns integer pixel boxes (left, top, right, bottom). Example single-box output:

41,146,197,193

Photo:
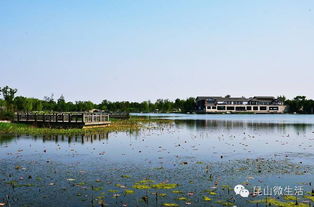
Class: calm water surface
0,114,314,207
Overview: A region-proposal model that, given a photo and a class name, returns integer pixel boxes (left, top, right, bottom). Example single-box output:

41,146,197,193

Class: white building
196,96,286,114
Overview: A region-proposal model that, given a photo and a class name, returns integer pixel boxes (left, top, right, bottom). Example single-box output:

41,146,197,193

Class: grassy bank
0,117,172,136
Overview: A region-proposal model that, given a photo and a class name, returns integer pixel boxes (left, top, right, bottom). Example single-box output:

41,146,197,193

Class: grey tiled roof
196,96,277,102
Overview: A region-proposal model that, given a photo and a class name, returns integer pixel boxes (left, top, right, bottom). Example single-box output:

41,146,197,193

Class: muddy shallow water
1,114,314,206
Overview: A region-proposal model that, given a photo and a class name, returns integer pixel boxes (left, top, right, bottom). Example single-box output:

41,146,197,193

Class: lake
0,114,314,206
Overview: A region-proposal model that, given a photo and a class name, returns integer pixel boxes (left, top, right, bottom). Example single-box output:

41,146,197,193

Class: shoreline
0,117,172,136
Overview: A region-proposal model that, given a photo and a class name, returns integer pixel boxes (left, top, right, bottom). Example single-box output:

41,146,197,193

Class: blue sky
1,0,313,102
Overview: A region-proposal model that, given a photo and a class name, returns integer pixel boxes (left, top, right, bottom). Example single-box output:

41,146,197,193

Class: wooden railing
15,112,110,123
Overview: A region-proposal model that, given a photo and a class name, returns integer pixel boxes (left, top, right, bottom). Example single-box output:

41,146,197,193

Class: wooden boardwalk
14,112,111,128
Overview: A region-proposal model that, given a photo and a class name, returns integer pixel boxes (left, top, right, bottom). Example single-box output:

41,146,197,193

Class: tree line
0,86,196,119
1,86,314,120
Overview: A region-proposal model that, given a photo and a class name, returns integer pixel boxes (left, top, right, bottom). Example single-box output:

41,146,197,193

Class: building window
246,106,252,110
236,107,245,111
212,106,216,109
260,106,267,110
217,106,226,110
253,106,258,110
207,106,211,109
269,107,278,110
227,106,235,110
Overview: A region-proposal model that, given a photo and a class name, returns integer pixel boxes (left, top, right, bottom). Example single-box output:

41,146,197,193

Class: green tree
0,99,5,108
56,95,67,111
14,96,28,111
32,99,43,111
141,101,150,112
25,98,33,112
174,98,184,112
76,101,94,111
277,95,286,104
0,86,18,111
43,94,56,111
182,97,196,113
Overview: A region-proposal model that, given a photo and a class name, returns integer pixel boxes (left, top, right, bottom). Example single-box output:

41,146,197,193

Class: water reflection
173,119,313,132
0,133,110,145
0,134,15,145
41,133,109,144
1,115,314,207
1,119,313,146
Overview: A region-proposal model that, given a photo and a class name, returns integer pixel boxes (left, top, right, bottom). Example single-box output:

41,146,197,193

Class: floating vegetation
115,184,126,188
162,203,179,207
304,195,314,201
108,190,119,193
132,184,151,189
203,189,217,195
96,196,105,200
121,175,131,178
250,198,309,207
15,183,34,187
202,196,212,201
92,186,103,191
215,200,234,206
138,179,155,184
124,190,135,194
283,195,298,201
75,182,86,186
152,183,178,189
177,196,188,201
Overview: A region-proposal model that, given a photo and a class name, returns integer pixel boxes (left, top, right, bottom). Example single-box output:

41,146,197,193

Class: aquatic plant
132,184,151,189
162,203,179,207
151,183,178,189
250,198,308,207
124,190,135,194
177,196,188,201
304,195,314,201
0,118,174,137
215,200,234,206
202,196,212,201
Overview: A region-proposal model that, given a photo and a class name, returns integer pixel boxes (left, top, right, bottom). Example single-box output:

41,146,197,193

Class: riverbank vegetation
1,86,314,121
0,117,173,136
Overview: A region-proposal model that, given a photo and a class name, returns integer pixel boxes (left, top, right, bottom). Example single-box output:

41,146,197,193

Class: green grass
0,117,173,136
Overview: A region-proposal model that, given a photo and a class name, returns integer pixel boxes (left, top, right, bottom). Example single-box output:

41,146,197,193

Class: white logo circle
234,184,249,197
239,189,249,197
234,184,245,195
